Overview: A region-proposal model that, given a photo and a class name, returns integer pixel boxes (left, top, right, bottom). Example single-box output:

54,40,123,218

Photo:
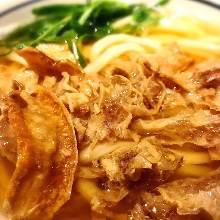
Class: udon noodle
0,4,220,220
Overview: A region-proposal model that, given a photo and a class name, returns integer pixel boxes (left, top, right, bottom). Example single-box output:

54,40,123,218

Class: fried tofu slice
3,87,78,220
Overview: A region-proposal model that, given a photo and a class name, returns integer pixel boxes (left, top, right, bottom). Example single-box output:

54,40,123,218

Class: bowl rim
0,0,220,18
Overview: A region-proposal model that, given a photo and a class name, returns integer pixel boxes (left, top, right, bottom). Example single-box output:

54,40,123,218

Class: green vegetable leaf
133,5,152,23
0,0,167,66
32,4,85,16
67,40,86,67
29,16,72,46
155,0,170,7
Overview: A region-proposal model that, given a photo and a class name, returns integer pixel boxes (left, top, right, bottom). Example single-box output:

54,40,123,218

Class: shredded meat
129,169,220,219
132,109,220,147
0,44,219,220
100,138,182,182
129,193,175,220
145,45,193,76
194,67,220,89
158,169,220,219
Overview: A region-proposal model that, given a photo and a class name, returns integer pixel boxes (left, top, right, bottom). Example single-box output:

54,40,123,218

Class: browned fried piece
100,138,182,182
17,47,82,78
195,67,220,89
0,112,17,163
133,110,220,148
129,194,175,220
129,170,220,220
4,87,78,220
0,97,17,163
158,170,220,219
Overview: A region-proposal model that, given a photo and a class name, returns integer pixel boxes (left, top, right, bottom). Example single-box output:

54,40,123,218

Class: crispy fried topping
0,43,219,220
3,87,78,220
17,47,82,78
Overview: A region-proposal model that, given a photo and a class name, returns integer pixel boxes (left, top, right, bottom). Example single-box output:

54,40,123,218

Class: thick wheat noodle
84,42,145,75
167,148,211,165
176,164,215,177
90,34,161,61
